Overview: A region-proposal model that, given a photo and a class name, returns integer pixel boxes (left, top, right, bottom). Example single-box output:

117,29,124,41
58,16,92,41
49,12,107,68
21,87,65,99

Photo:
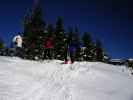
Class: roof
109,59,125,63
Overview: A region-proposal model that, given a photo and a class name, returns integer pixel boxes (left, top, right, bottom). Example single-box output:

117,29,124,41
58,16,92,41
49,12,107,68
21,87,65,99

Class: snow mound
0,56,133,100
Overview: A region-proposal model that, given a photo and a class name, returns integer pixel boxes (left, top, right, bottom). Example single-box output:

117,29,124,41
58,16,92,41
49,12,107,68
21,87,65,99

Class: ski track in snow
0,57,75,100
0,57,133,100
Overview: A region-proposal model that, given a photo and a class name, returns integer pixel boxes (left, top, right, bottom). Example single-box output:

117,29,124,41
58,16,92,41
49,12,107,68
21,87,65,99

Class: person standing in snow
43,36,53,59
12,33,23,58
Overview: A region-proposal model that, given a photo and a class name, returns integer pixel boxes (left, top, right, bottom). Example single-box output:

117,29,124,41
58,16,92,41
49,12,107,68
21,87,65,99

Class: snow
128,59,133,61
0,56,133,100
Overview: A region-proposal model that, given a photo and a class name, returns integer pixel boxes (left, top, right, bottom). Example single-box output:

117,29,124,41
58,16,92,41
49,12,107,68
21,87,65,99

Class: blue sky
0,0,132,59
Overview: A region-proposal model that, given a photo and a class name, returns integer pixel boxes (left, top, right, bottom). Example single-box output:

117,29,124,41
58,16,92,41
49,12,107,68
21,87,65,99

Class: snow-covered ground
0,56,133,100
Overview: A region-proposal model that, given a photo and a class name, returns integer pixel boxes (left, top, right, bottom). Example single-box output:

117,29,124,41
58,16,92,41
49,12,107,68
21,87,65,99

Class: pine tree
23,10,31,35
42,23,55,59
0,38,4,49
95,38,104,62
65,27,81,62
23,0,45,60
47,23,54,37
66,27,75,61
67,27,74,41
82,32,95,61
74,27,81,61
54,17,65,60
0,37,5,56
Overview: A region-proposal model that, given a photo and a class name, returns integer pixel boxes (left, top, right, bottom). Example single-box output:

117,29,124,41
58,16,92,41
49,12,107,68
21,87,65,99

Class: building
108,59,125,65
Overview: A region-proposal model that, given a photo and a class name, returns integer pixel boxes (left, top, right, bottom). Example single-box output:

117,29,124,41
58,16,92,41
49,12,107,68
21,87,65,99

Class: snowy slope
0,56,133,100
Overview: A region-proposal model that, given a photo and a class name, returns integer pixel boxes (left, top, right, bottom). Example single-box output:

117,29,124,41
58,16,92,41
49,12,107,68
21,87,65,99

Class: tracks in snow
21,62,74,100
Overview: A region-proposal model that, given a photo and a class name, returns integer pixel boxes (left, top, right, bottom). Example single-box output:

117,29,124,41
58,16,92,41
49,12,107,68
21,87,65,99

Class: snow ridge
0,56,133,100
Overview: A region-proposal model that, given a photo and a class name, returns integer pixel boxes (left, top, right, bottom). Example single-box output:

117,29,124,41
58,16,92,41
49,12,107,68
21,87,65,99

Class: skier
12,33,23,58
43,37,53,59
